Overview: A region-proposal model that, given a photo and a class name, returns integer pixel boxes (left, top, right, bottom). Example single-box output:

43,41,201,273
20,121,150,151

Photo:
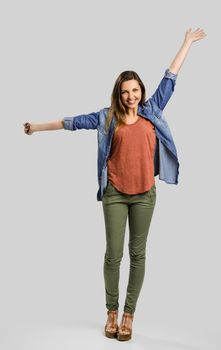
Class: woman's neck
125,107,138,118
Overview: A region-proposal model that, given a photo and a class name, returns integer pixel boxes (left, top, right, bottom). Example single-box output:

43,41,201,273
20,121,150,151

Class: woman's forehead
121,79,140,88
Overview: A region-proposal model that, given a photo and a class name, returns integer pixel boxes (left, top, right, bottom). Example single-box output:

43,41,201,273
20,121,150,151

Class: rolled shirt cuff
63,117,75,131
164,68,178,81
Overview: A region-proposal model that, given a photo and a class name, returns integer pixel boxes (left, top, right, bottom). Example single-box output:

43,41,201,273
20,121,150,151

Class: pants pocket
104,180,115,195
148,184,156,202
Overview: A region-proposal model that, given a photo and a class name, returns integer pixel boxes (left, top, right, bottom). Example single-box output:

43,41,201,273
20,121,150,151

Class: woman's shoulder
99,106,110,113
98,107,110,119
140,99,162,115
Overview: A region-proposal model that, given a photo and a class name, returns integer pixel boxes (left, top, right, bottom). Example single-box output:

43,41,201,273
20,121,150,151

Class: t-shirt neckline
125,116,140,126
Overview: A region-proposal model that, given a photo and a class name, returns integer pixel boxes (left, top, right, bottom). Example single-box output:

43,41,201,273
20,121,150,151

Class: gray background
1,0,220,349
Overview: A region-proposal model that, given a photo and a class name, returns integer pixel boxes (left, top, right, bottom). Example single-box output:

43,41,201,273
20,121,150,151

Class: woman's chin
126,103,138,109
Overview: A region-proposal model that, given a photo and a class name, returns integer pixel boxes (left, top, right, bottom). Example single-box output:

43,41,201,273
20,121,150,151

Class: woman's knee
104,252,123,266
129,250,146,264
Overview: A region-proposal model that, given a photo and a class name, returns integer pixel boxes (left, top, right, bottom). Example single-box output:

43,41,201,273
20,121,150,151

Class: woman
23,28,206,341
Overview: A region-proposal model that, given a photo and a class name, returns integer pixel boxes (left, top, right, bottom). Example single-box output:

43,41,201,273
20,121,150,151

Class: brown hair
105,71,146,133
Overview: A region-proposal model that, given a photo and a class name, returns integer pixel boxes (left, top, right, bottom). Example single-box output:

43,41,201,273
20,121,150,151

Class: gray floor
0,321,217,350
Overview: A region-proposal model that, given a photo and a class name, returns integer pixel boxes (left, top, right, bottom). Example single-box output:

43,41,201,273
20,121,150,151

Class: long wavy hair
105,71,146,134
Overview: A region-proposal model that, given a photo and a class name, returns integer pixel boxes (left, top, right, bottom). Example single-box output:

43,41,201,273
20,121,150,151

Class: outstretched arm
23,111,99,135
23,120,64,135
169,27,206,74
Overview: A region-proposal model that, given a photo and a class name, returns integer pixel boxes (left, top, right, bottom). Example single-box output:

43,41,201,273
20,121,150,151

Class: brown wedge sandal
117,312,134,341
104,310,119,338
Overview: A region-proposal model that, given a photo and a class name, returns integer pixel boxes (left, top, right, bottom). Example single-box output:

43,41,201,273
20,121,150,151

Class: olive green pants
102,180,156,314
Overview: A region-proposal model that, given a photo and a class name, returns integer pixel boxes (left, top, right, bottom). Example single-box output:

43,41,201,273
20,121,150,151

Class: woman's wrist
183,37,193,47
31,124,38,132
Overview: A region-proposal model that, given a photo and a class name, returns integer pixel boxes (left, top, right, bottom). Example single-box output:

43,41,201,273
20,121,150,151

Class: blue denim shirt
63,68,179,201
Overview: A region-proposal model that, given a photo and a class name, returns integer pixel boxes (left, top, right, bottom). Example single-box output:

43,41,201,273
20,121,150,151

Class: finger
197,31,206,38
196,28,204,33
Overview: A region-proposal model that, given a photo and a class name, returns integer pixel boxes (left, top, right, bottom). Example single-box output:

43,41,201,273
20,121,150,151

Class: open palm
185,28,206,43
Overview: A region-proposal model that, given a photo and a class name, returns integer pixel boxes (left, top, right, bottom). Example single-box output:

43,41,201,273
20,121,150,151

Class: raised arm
169,27,206,74
147,27,206,111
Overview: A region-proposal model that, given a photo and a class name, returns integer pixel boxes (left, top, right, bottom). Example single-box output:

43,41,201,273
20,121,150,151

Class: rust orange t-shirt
107,116,156,194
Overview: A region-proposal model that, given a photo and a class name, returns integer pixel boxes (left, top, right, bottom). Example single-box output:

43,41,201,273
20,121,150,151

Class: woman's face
120,79,142,110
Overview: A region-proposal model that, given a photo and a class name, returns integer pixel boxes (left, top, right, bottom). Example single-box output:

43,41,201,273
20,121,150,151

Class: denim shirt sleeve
63,111,99,130
147,69,178,111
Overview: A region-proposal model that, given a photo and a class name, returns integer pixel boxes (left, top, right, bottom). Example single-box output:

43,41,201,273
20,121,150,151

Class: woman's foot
117,312,134,341
104,310,119,338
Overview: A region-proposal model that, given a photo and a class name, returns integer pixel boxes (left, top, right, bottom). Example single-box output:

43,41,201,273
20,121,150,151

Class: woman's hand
23,122,34,135
184,27,206,44
168,27,206,75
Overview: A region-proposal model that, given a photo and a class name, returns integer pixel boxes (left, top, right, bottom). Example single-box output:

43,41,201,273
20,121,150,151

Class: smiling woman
120,79,142,122
23,27,206,342
105,70,146,133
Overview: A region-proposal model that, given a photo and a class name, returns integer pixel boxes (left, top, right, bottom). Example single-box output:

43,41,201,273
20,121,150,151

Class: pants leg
124,185,156,314
102,181,156,313
102,184,128,311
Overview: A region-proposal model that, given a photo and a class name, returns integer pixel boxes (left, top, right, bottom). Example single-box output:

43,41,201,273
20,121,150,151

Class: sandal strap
119,324,132,333
105,323,118,330
107,310,118,314
118,312,133,334
106,310,118,329
123,312,134,320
